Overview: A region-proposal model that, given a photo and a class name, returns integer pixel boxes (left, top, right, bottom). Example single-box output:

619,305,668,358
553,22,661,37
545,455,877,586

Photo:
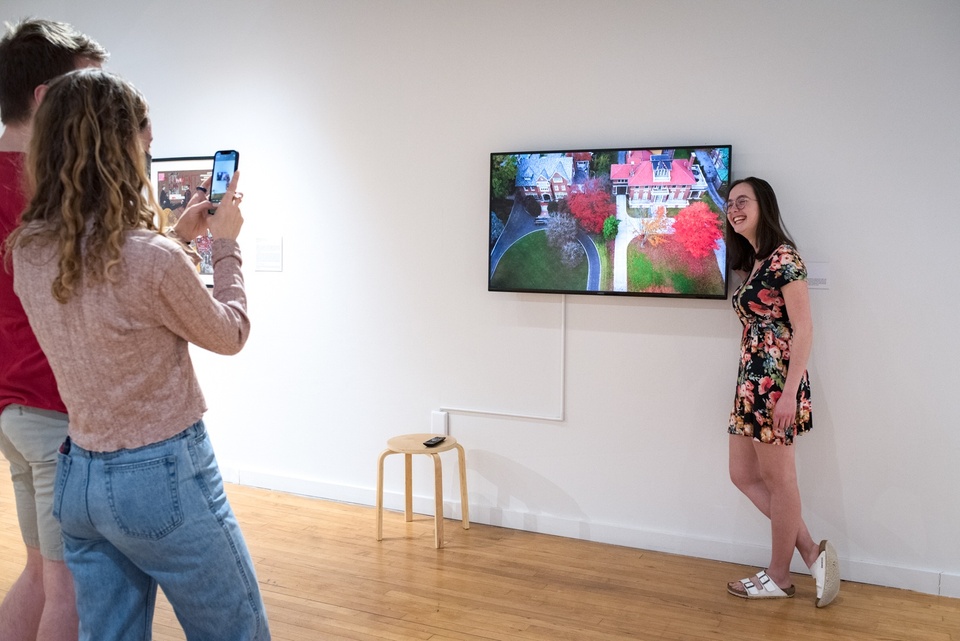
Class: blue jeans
53,421,270,641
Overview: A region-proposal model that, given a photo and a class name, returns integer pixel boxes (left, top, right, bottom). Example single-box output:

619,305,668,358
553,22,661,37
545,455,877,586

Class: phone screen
210,150,239,203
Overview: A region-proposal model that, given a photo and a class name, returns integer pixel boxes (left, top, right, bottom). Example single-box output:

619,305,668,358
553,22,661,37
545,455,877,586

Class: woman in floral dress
724,177,840,607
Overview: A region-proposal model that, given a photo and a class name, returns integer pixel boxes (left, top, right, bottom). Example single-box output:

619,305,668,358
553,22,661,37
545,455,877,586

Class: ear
33,83,50,107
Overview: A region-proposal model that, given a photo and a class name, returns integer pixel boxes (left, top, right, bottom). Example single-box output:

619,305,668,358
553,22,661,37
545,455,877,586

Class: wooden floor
1,478,957,640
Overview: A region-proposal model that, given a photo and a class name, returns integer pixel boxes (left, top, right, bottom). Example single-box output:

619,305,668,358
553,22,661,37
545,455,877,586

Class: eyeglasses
725,196,755,214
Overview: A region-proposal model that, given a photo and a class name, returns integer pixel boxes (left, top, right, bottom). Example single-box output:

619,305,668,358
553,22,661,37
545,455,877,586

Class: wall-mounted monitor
489,145,731,299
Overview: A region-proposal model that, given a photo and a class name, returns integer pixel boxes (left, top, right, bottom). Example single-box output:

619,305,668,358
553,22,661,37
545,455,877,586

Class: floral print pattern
728,244,812,445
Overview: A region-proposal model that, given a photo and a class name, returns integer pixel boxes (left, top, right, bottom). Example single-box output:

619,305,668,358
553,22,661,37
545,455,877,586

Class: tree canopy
491,155,518,200
672,201,722,259
566,179,615,235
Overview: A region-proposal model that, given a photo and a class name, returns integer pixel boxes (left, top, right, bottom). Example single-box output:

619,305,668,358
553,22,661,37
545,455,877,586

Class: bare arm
772,278,812,433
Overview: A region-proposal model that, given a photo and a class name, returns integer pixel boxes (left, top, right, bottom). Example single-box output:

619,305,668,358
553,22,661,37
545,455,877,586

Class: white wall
3,0,958,597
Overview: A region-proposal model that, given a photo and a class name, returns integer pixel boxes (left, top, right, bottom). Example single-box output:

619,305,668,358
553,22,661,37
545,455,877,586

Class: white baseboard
230,469,957,599
940,572,960,599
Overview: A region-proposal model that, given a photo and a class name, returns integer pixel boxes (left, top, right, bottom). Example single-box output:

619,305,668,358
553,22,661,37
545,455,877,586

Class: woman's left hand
771,394,798,435
173,177,213,241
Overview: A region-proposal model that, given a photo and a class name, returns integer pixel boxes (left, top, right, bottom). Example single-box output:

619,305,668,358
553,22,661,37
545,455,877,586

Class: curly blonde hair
6,69,161,303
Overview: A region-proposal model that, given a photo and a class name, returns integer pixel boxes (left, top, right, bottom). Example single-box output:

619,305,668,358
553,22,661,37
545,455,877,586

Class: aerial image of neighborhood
489,146,731,298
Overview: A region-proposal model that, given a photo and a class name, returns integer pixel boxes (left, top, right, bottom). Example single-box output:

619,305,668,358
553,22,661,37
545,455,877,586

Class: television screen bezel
488,144,732,300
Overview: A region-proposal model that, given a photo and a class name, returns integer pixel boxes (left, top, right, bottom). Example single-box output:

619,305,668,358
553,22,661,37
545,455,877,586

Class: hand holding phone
172,177,215,240
210,150,239,204
206,171,243,241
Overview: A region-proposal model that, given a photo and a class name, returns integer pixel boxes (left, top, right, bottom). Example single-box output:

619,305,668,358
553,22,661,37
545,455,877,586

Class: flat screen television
489,145,732,299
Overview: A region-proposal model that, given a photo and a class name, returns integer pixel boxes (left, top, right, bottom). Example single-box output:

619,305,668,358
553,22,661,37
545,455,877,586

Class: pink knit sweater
13,231,249,452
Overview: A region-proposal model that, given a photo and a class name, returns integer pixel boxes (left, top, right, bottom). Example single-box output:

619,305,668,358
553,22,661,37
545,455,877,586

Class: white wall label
807,262,829,290
255,237,283,272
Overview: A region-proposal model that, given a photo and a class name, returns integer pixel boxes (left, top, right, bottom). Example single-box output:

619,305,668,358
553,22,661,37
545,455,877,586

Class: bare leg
0,546,78,641
752,440,811,587
0,545,44,641
728,435,819,587
37,558,78,641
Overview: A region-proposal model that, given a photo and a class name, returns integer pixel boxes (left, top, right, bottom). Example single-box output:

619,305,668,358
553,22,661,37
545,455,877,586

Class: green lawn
626,238,724,296
491,231,588,291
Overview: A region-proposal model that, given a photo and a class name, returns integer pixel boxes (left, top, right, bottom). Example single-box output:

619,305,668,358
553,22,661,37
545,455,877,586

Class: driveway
490,198,601,291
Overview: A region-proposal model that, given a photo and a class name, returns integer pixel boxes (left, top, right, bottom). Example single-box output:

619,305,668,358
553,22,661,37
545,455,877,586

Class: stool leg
431,452,444,548
456,443,470,530
376,449,391,541
404,453,413,522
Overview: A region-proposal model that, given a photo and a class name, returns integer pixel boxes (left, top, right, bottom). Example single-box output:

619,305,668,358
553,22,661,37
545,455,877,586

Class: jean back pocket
105,455,183,539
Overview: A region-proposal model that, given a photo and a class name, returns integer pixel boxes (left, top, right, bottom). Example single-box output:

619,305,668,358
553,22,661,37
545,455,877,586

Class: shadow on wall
466,449,592,539
798,365,850,553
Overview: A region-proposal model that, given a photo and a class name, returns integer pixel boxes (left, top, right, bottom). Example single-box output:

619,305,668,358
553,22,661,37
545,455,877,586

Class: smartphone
209,150,239,204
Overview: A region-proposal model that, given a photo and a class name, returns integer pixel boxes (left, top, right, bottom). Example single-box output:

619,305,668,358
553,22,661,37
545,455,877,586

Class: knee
22,545,45,577
758,468,798,496
729,464,761,493
42,559,77,602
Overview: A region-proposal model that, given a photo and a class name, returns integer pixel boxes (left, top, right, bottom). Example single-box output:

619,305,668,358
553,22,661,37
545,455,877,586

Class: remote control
423,436,446,447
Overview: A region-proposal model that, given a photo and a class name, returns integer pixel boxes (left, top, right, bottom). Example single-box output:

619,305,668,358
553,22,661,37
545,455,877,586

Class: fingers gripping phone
209,150,239,204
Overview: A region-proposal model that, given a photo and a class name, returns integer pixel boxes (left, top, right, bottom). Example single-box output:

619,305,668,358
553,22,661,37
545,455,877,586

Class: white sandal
809,539,840,607
727,570,796,599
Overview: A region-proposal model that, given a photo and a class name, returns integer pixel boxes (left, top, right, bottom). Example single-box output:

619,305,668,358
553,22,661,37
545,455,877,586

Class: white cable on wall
439,295,566,424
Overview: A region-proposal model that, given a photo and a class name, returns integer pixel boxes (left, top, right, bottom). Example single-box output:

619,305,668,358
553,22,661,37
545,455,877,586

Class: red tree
565,181,615,235
672,201,722,259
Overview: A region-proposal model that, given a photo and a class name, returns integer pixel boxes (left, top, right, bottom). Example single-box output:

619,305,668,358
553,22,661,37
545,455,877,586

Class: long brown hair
726,176,797,273
6,69,160,303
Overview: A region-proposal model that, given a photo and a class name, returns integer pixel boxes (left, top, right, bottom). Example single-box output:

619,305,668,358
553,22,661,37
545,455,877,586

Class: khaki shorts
0,404,68,560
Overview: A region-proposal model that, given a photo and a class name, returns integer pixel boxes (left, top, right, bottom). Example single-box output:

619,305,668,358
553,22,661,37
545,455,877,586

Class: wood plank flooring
1,477,957,640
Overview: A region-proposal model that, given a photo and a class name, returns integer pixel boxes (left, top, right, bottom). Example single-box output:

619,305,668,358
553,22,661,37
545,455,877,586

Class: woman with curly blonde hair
7,68,270,640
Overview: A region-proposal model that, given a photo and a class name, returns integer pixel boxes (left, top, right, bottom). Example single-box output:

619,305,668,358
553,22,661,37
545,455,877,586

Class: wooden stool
376,433,469,548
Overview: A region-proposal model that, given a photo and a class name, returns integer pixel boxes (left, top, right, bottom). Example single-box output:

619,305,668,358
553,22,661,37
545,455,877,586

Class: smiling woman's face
726,182,759,245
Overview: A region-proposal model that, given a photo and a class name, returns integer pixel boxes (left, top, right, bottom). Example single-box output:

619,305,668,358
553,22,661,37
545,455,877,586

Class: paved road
695,149,727,212
578,229,601,291
613,195,640,291
490,198,601,290
489,198,535,278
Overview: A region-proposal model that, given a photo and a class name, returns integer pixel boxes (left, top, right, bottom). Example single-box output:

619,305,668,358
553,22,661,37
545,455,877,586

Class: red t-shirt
0,151,67,414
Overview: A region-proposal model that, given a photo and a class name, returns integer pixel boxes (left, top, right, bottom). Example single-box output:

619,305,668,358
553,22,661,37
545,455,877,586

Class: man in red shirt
0,19,108,641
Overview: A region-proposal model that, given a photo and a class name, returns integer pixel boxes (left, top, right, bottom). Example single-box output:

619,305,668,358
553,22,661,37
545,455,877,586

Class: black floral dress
728,244,812,445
